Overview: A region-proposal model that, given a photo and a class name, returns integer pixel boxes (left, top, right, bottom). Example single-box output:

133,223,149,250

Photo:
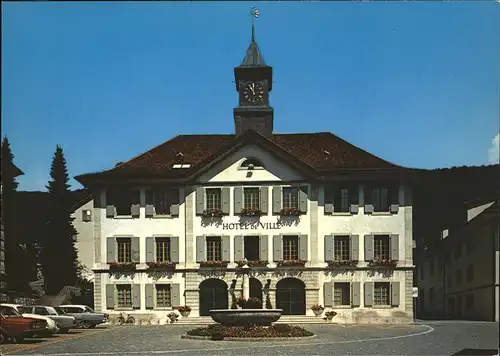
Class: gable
198,144,307,183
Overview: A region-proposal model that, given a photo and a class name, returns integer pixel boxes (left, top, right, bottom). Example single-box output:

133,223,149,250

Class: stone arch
276,277,306,315
249,277,263,303
199,278,228,316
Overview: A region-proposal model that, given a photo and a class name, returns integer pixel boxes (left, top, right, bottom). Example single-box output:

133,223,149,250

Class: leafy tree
1,137,30,292
40,145,79,294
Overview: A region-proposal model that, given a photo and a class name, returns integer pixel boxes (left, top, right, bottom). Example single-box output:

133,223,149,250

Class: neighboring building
417,201,499,322
75,27,417,324
72,195,95,281
0,162,24,302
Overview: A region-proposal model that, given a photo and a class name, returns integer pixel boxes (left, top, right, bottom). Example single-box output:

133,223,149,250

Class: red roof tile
75,131,402,183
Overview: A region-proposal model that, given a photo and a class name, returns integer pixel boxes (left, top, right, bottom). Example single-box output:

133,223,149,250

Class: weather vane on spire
250,6,259,42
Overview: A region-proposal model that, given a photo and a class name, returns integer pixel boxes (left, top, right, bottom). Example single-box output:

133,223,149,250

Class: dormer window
240,158,264,170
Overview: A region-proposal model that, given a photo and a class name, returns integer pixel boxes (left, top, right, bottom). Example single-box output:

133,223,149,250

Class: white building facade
75,30,416,324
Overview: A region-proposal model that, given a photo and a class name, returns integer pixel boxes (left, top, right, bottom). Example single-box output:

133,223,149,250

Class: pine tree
41,145,79,294
1,137,29,292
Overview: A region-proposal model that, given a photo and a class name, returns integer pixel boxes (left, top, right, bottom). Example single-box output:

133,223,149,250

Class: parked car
24,305,75,333
0,307,48,344
0,304,58,336
57,305,107,329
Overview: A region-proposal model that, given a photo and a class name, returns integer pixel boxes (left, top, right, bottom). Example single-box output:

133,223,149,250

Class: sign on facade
221,222,282,230
412,287,418,298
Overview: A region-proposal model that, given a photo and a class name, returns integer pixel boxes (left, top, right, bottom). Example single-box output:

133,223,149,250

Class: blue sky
2,2,499,191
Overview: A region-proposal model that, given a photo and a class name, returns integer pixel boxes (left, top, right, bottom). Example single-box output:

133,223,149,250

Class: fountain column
242,264,250,299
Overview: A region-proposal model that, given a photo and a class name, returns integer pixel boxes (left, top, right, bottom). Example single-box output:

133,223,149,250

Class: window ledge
330,212,353,216
151,215,174,219
332,305,352,309
371,305,394,309
153,307,174,311
115,307,134,311
370,212,393,216
114,216,135,220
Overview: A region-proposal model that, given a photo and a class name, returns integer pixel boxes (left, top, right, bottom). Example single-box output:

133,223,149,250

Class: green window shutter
195,187,205,215
272,187,282,214
133,284,141,309
234,235,244,262
222,187,230,215
131,237,140,263
131,204,140,218
106,205,115,218
233,187,243,214
259,235,268,261
324,235,334,262
390,234,399,262
364,234,374,261
196,235,206,262
299,234,308,261
222,235,230,262
260,187,269,214
171,284,181,307
324,185,334,214
350,235,359,261
364,282,373,307
351,282,361,307
391,282,400,306
323,282,333,307
299,186,308,214
106,284,115,309
106,237,116,263
145,284,154,310
146,237,155,263
170,236,179,263
273,235,282,262
170,202,180,217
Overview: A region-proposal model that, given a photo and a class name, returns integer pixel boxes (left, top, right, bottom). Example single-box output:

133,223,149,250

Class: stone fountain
209,263,283,326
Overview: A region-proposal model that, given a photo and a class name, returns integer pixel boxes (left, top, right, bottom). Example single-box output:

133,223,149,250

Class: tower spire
250,6,258,42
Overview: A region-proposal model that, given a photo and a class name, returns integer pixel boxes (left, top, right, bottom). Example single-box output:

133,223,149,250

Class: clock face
243,82,265,104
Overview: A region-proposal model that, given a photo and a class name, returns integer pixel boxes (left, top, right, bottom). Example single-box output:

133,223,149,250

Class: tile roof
75,131,403,183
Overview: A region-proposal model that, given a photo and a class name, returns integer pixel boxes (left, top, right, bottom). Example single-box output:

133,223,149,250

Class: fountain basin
209,309,283,327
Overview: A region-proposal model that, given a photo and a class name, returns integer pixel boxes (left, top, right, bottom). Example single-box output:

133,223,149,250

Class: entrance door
447,297,455,319
249,278,263,302
199,279,228,316
276,278,306,315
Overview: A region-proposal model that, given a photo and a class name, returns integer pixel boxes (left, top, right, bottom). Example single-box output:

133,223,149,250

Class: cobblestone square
1,321,498,356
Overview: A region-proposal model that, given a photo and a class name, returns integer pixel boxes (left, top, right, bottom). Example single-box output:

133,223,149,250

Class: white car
0,303,58,336
25,305,75,333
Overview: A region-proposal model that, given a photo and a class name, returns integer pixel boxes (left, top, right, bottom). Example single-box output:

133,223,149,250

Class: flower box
202,209,225,218
146,261,177,269
311,304,324,313
199,260,229,268
240,208,263,216
236,260,268,268
277,259,307,267
327,260,359,268
279,207,301,216
177,306,191,317
368,259,398,267
108,262,137,270
324,311,337,320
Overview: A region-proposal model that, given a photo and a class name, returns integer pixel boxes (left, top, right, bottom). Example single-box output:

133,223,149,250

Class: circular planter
312,309,324,317
209,309,283,327
180,311,191,318
182,334,317,342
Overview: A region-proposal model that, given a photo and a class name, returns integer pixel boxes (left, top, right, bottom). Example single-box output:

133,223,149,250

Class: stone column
242,265,250,299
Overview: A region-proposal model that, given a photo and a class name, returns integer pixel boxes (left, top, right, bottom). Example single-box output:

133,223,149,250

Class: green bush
186,324,314,338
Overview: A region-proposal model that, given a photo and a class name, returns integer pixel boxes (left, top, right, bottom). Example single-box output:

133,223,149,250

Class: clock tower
233,23,274,137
